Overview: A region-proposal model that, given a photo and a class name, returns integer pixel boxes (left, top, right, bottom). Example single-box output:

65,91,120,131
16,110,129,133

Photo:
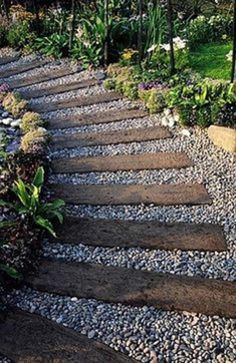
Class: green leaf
0,220,16,229
33,167,44,188
0,264,22,279
34,216,57,237
13,179,31,208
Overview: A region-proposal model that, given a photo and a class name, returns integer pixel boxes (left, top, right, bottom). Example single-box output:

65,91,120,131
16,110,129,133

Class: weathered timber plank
51,217,226,252
50,183,212,206
8,67,78,89
0,54,20,66
48,109,148,129
30,91,123,112
0,59,49,79
52,126,172,149
28,260,236,318
19,78,98,98
51,152,193,174
0,309,137,363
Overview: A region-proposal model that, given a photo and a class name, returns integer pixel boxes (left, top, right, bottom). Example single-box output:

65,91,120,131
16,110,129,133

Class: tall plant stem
166,0,175,75
231,0,236,82
69,0,76,51
32,0,40,34
138,0,143,66
104,0,109,67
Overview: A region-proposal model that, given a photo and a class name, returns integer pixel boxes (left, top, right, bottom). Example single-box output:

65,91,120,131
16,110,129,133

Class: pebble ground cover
0,52,235,363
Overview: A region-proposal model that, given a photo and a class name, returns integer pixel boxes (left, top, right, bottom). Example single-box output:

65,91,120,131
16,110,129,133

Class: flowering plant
187,14,233,46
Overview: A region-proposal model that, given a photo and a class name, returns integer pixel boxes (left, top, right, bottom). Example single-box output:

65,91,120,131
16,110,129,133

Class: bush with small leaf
20,112,44,134
7,20,36,49
20,128,49,154
2,92,28,118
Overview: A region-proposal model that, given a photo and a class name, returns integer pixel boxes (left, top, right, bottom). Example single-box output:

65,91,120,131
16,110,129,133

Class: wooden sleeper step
19,77,98,98
0,54,20,66
51,152,193,173
0,58,49,79
28,260,236,318
51,217,226,252
8,67,79,89
31,91,123,113
48,108,148,129
50,183,212,206
0,309,136,363
52,126,172,149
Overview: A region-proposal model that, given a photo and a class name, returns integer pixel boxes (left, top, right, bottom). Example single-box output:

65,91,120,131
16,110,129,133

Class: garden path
0,55,235,363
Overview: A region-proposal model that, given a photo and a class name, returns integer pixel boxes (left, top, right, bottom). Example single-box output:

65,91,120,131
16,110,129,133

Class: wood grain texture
31,91,123,112
50,183,212,206
8,67,78,89
48,108,148,129
0,54,20,66
0,59,49,79
51,152,193,173
0,309,137,363
28,260,236,318
52,126,172,149
51,217,226,251
20,78,99,98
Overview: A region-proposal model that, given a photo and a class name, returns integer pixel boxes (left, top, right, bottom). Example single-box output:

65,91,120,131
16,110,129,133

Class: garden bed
0,80,64,312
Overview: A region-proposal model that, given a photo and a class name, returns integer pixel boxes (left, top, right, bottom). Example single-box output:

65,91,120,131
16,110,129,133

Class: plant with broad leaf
0,167,65,237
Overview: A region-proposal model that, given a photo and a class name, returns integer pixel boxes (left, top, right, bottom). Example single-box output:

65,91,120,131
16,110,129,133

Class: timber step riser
48,109,148,129
0,59,49,79
0,309,137,363
28,260,236,319
50,183,212,206
51,217,226,252
8,68,79,89
51,152,193,173
30,91,123,113
19,78,99,98
52,126,172,149
0,54,20,66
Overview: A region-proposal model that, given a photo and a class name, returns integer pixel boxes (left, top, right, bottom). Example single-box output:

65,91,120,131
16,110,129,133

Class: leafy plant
0,167,65,237
7,20,36,49
20,112,44,134
2,92,28,118
35,33,69,58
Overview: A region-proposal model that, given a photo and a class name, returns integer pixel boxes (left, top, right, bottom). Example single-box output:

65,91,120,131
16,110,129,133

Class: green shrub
187,15,233,47
20,128,49,154
2,92,28,118
146,38,190,79
7,20,36,48
167,80,236,127
20,112,44,134
139,88,168,113
35,33,69,58
103,79,116,90
122,81,139,100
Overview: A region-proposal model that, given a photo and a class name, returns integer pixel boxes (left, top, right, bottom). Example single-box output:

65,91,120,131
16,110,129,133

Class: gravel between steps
2,63,236,363
6,287,236,363
47,125,236,282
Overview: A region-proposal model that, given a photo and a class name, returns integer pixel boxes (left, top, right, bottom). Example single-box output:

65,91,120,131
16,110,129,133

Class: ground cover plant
0,84,65,312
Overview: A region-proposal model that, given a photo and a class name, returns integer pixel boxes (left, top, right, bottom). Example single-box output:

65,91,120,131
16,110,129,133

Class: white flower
160,43,170,51
147,44,158,53
226,50,233,62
